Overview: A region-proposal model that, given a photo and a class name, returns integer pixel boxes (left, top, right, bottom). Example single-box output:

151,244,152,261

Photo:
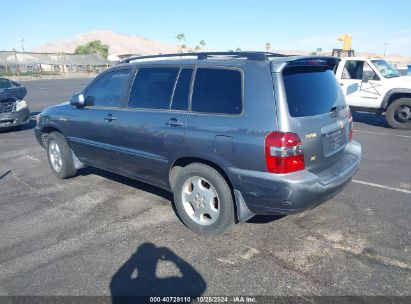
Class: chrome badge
305,133,317,139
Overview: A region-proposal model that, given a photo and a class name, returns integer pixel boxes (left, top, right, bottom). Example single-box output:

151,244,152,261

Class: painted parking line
353,179,411,194
26,155,40,162
353,130,411,138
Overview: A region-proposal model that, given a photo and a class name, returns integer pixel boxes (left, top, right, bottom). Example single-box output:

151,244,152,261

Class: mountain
33,30,410,66
33,30,178,56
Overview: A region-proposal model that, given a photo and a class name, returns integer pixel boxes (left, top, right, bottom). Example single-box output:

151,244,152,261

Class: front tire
173,163,235,235
46,132,77,179
386,98,411,130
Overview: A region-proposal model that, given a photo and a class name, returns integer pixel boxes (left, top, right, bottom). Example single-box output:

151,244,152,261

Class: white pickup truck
335,57,411,129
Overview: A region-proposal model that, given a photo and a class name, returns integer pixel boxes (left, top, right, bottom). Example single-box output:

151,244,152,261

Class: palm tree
199,40,206,50
265,42,271,52
236,47,242,52
176,33,185,44
176,33,186,53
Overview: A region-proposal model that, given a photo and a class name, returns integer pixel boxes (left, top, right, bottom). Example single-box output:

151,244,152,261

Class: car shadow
78,166,173,201
78,167,286,226
352,112,391,129
246,215,285,224
110,243,206,303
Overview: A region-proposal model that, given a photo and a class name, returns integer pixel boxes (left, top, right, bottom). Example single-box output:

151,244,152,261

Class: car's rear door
115,66,192,186
66,68,133,169
276,58,353,174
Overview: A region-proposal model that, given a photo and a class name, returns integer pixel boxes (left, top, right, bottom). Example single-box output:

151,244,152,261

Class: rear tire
173,163,235,235
46,132,77,179
386,98,411,130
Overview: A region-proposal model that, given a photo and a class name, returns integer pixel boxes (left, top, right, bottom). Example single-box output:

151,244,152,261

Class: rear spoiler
270,56,340,73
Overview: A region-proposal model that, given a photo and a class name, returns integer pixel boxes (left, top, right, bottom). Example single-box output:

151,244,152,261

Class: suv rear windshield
283,67,345,117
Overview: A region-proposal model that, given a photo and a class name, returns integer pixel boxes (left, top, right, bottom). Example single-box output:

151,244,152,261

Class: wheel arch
381,89,411,110
39,126,63,147
169,157,254,223
169,157,234,192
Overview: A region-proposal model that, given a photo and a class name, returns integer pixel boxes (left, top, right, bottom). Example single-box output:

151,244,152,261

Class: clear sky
3,0,411,55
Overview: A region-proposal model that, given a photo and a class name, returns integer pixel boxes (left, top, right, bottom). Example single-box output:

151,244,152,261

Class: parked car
0,78,30,130
335,57,411,129
34,52,361,235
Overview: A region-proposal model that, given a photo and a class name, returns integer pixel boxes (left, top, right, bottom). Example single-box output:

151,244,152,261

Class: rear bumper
0,108,30,129
230,140,361,215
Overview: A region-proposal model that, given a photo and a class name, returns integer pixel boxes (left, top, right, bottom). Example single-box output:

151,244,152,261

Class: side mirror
70,93,85,108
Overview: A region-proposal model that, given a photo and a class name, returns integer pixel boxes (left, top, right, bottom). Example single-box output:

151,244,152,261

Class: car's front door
339,60,383,108
66,68,133,169
115,67,192,186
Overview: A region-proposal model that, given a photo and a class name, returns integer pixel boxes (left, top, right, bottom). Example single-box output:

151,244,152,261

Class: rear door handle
165,118,183,127
104,114,116,122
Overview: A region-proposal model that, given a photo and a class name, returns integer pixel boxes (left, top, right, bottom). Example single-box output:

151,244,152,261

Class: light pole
20,38,25,52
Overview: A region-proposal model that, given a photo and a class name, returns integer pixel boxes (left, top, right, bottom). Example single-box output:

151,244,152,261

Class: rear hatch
276,58,352,174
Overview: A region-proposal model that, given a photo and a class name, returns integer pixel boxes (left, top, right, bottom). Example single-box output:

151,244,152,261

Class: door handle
104,114,116,122
165,118,183,127
340,83,344,86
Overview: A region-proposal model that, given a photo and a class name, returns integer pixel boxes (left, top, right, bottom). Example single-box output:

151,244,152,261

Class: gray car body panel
34,54,361,220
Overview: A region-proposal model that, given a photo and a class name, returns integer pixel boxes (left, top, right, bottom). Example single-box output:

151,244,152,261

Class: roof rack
119,51,289,64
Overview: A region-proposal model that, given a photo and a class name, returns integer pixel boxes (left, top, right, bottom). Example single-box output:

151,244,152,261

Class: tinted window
171,68,193,111
128,68,179,109
283,67,346,117
0,78,12,89
192,69,242,114
84,69,131,107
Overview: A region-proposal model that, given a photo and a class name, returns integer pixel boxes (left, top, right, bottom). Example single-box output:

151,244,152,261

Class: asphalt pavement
0,78,410,299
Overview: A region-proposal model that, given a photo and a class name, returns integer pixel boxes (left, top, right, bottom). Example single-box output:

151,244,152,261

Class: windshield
371,60,400,78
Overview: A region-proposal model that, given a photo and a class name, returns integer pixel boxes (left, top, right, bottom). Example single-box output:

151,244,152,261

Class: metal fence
0,51,111,77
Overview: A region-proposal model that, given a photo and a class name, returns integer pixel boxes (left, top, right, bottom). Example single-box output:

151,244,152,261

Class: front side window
371,59,400,78
191,68,242,114
342,61,379,81
128,68,179,109
84,69,131,107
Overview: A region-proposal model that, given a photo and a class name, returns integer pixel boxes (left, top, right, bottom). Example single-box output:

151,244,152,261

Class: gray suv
34,52,361,235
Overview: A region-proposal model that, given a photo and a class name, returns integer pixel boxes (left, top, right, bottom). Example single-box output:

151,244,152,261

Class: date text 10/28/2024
149,296,257,303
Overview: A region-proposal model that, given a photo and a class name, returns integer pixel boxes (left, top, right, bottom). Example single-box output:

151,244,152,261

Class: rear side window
171,68,193,111
84,69,131,107
191,68,242,114
128,68,179,109
283,67,345,117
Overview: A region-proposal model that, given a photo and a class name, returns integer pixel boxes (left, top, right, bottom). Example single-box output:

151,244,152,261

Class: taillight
348,111,353,142
265,132,305,174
